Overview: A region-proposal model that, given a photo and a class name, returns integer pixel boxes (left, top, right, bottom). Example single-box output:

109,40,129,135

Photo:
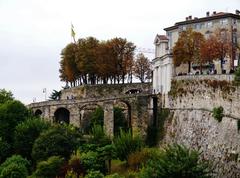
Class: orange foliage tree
173,28,205,73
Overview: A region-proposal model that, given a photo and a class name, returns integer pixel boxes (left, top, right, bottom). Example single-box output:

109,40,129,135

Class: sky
0,0,239,104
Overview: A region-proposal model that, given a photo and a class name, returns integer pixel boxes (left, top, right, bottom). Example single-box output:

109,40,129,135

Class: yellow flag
71,23,75,39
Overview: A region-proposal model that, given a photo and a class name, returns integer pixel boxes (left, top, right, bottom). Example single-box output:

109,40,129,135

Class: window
206,22,213,28
220,19,228,25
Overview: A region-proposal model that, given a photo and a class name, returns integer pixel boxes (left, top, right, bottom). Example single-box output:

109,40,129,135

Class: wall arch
34,109,43,117
54,107,70,124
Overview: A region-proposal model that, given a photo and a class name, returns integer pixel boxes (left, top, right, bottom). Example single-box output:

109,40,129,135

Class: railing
174,74,234,82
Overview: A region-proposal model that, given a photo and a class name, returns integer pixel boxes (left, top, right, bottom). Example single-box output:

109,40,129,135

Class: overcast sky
0,0,239,104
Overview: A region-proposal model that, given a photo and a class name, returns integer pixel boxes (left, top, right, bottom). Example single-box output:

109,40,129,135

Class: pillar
103,102,114,137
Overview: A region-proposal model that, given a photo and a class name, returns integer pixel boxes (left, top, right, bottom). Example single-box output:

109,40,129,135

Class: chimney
206,11,210,17
186,17,189,21
236,9,240,15
213,11,216,15
189,15,192,20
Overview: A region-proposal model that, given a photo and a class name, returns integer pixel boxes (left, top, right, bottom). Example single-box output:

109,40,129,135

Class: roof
164,12,240,31
157,35,168,40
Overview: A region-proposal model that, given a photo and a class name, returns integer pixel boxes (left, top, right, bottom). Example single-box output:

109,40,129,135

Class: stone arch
34,109,43,117
79,103,104,132
113,100,132,134
125,88,142,94
54,107,70,124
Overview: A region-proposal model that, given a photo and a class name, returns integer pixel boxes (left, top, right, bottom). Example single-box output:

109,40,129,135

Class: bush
212,106,224,122
105,173,124,178
81,151,106,173
234,66,240,85
139,144,212,178
14,118,50,160
32,125,79,162
0,155,29,178
32,156,64,178
89,124,111,145
128,148,161,170
85,170,104,178
113,130,143,162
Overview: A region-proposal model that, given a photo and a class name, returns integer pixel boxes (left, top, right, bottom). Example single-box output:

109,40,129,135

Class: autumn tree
133,53,151,83
200,29,232,71
59,43,79,87
173,28,205,73
59,37,136,86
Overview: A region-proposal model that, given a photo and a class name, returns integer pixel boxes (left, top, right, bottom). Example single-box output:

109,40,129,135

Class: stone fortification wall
61,83,151,100
162,76,240,178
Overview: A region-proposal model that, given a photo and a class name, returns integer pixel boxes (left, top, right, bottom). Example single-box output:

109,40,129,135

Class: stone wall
162,77,240,178
61,83,151,100
163,109,240,178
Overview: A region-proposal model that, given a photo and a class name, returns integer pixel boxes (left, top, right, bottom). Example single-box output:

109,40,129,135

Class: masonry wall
162,77,240,178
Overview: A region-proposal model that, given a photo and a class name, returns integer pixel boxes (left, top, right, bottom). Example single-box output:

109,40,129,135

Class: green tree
0,155,29,178
32,156,64,178
49,90,61,100
14,118,50,160
113,130,143,162
114,107,128,136
0,137,11,163
139,144,212,178
90,107,104,128
0,89,14,105
0,100,29,145
234,66,240,85
32,125,79,162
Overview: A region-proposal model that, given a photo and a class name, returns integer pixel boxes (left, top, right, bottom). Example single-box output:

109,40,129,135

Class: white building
152,35,173,94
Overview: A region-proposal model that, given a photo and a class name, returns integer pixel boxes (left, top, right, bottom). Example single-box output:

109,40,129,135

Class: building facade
152,10,240,94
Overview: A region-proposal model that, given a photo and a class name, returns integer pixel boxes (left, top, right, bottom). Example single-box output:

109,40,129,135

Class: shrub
89,124,111,145
0,155,29,178
139,144,212,178
32,156,64,178
32,125,79,162
105,173,124,178
81,151,106,173
128,148,161,170
85,170,104,178
234,66,240,85
14,117,50,160
113,130,143,162
212,106,224,122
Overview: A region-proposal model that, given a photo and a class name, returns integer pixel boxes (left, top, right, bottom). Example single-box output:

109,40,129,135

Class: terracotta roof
164,12,240,31
157,35,168,40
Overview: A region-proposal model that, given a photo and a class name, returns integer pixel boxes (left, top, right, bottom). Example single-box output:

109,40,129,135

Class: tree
133,53,151,83
49,90,61,100
0,100,29,145
114,107,128,136
0,137,10,163
139,144,212,178
0,89,14,104
14,118,50,160
32,125,79,162
200,29,232,71
0,155,30,178
173,28,205,73
32,156,64,178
